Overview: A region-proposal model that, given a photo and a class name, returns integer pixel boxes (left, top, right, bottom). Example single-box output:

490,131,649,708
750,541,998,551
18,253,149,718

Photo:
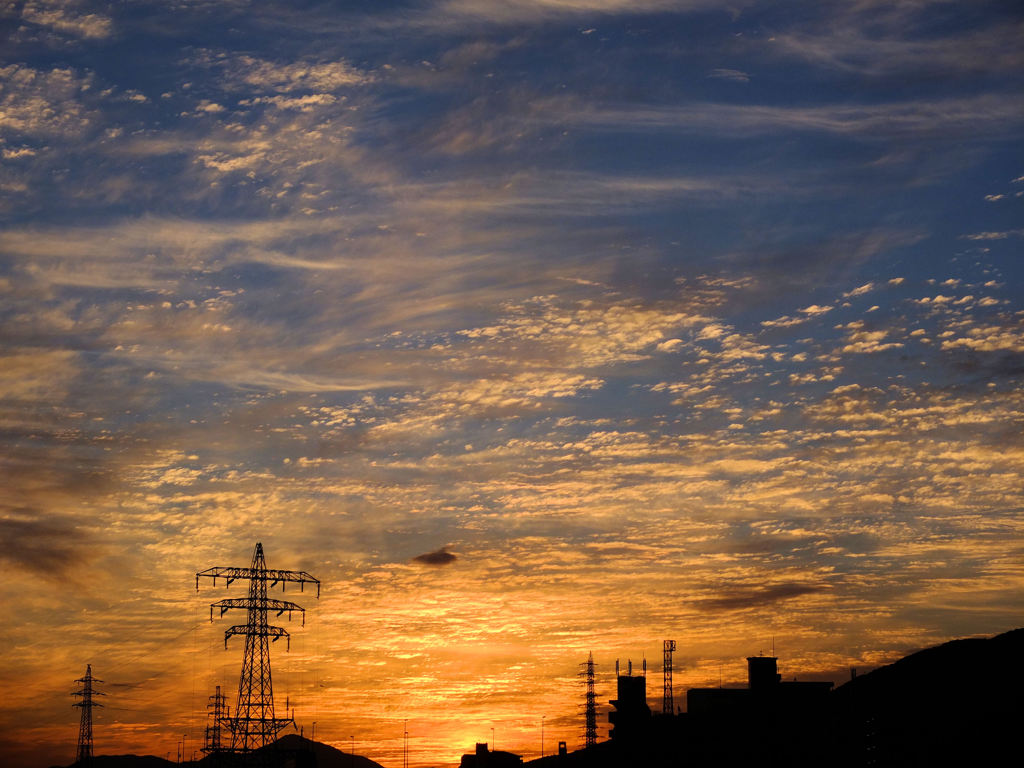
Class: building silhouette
686,655,832,767
607,664,651,741
460,742,524,768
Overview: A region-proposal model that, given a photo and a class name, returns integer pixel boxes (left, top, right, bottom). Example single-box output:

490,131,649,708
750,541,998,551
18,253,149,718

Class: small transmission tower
72,664,103,765
662,639,676,715
196,541,320,752
203,685,230,754
579,652,597,748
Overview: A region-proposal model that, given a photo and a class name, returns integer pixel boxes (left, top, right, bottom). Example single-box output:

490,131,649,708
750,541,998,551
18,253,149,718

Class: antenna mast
72,664,103,765
579,652,598,748
662,640,676,715
196,541,320,752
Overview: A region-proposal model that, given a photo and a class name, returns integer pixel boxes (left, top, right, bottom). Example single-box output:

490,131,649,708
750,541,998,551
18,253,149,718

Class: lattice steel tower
203,685,230,754
580,652,597,748
196,542,320,752
662,639,676,715
72,664,103,765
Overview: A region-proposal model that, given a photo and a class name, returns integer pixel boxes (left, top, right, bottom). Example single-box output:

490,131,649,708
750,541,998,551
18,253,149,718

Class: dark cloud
412,546,457,566
700,583,824,612
0,511,90,578
724,535,812,556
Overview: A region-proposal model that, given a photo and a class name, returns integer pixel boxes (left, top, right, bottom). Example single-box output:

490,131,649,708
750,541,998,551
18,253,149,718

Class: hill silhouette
830,626,1024,767
60,757,175,768
259,735,384,768
51,734,383,768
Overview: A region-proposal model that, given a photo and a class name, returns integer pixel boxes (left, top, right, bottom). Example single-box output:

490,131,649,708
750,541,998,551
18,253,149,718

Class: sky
1,0,1022,765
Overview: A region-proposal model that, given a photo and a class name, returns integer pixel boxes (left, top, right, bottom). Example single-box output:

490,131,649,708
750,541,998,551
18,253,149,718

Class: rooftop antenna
662,640,676,715
196,541,320,752
72,664,104,765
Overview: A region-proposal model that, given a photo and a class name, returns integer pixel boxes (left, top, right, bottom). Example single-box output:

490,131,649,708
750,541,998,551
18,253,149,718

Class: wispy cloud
707,68,750,83
767,4,1024,78
559,94,1024,140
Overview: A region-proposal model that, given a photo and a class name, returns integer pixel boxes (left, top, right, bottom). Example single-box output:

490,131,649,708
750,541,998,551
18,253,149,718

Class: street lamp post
542,715,546,758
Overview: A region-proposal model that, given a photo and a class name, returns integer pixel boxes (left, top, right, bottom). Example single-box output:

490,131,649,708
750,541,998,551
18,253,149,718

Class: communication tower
579,652,598,748
72,664,103,765
196,541,320,752
662,640,676,714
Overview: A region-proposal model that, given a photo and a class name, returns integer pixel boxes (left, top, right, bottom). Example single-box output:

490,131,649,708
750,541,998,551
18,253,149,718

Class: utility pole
579,652,597,748
662,639,676,715
196,541,320,752
72,664,103,765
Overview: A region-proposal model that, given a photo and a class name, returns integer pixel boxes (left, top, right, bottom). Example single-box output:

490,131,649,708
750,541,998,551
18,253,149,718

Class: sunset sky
1,1,1023,766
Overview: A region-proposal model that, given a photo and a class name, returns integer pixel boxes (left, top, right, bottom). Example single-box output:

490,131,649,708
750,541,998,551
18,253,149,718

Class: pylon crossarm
224,624,291,650
227,715,294,731
209,597,306,621
197,566,321,597
268,570,320,596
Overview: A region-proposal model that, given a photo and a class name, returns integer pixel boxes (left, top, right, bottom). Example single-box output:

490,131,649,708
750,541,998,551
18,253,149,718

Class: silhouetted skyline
41,628,1024,768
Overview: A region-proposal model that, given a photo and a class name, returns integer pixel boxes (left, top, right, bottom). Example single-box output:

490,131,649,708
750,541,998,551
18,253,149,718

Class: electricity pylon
72,664,103,765
662,639,676,714
203,685,230,754
579,652,597,748
197,541,320,752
